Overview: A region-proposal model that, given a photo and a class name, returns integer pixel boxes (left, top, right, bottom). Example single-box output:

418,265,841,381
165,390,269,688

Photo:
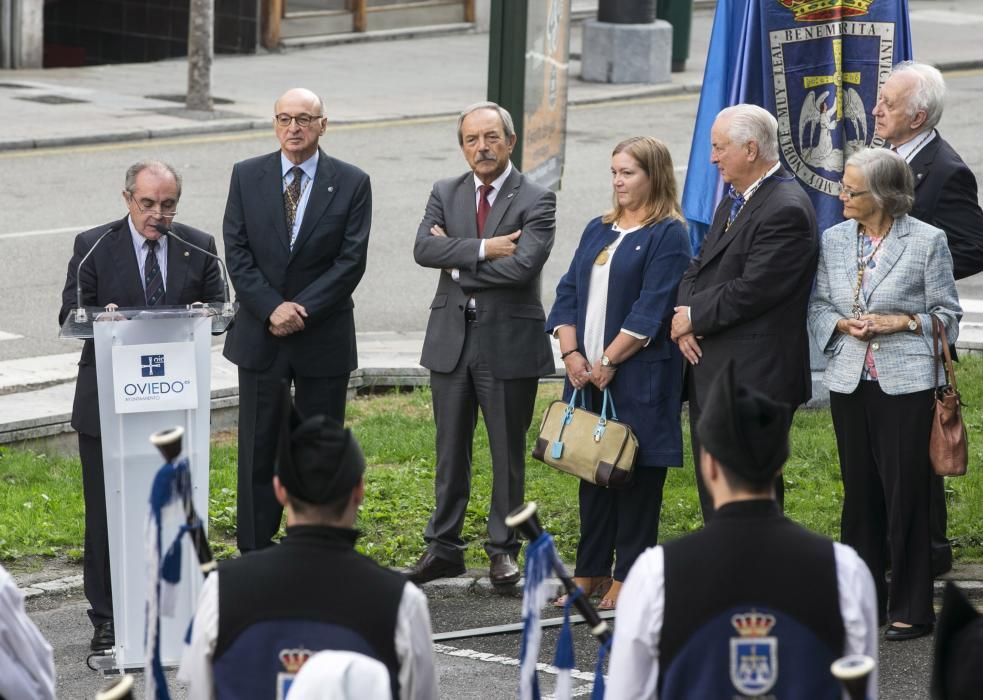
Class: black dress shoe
91,621,115,651
884,622,933,641
489,553,520,586
407,551,465,584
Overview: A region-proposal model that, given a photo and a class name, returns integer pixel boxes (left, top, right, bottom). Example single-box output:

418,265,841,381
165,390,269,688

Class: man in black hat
606,362,878,698
178,416,436,699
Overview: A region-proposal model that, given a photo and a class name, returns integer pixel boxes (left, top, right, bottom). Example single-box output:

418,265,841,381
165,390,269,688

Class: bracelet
560,349,580,360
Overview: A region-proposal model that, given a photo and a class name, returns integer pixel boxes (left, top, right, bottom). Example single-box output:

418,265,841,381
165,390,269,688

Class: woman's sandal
598,580,623,611
552,576,612,608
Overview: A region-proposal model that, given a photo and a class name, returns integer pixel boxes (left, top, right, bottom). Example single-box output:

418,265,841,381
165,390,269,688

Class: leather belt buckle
464,308,478,322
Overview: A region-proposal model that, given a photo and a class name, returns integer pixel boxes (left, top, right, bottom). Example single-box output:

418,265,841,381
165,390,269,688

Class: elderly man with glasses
222,88,372,554
58,160,224,652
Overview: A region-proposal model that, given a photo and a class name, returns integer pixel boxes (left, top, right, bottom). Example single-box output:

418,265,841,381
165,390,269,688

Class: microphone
153,224,234,318
74,224,120,323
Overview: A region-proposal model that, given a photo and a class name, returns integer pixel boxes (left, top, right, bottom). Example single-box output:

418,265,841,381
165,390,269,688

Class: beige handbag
930,316,968,477
532,388,638,487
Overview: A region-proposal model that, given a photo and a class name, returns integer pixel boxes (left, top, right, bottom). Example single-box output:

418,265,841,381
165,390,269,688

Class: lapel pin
507,193,515,199
328,186,335,193
184,251,190,257
635,245,641,251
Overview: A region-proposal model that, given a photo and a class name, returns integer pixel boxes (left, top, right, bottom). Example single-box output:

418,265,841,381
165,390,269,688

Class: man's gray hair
456,101,516,145
846,147,914,218
891,61,946,132
718,104,780,162
124,160,183,199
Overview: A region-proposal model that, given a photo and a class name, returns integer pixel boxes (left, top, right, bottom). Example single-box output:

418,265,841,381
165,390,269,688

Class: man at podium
58,160,224,652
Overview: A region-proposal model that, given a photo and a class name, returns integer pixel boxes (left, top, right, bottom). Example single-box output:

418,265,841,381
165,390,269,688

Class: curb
4,58,977,154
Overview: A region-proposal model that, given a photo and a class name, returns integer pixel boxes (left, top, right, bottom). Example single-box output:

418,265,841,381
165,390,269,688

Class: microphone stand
153,223,234,319
74,224,119,323
506,502,612,644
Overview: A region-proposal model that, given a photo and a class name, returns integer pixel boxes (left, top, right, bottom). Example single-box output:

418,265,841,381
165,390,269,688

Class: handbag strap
601,388,618,421
932,315,958,392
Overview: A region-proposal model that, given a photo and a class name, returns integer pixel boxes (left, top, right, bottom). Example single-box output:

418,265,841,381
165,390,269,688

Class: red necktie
476,184,494,237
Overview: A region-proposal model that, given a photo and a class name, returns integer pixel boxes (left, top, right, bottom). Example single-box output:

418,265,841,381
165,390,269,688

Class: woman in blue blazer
809,148,961,641
546,136,692,610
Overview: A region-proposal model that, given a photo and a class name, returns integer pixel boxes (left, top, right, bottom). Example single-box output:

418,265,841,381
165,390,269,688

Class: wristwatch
600,355,618,369
907,314,919,332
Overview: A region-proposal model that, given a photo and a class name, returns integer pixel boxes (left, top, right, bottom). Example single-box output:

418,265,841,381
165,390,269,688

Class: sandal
598,580,623,611
552,576,612,608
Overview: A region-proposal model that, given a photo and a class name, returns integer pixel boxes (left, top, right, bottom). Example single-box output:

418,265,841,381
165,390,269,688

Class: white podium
61,304,231,670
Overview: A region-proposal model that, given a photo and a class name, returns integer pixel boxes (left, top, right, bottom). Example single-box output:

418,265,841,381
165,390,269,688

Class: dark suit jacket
546,216,692,466
222,149,371,375
676,169,818,407
908,134,983,280
58,217,225,436
413,166,556,379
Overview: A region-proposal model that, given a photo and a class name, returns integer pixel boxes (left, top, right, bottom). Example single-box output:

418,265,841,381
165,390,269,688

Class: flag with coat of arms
681,0,913,252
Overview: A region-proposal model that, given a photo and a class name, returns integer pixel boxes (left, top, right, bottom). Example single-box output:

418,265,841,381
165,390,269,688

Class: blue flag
682,0,913,252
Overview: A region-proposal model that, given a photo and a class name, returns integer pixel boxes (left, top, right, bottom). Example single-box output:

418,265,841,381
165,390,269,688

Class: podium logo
141,354,165,377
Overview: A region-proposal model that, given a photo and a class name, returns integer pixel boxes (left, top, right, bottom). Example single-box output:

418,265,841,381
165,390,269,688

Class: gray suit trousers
425,320,538,559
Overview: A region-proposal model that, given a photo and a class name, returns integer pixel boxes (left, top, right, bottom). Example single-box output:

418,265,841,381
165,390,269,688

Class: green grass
3,358,983,567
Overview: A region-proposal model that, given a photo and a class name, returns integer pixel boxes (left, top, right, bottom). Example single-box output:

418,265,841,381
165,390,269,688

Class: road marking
0,114,458,159
0,331,22,341
0,225,93,240
432,643,598,683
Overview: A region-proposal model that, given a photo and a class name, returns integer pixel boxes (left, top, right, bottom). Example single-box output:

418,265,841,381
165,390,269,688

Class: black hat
275,387,365,505
932,581,983,699
696,361,792,485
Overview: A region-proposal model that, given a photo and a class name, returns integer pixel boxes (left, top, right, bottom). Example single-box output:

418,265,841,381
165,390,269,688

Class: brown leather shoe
489,553,520,586
407,551,465,584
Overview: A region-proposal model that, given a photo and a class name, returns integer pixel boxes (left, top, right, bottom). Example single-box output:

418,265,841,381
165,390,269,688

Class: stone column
187,0,214,111
1,0,43,68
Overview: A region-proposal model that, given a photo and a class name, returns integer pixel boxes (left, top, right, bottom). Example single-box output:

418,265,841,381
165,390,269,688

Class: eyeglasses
274,113,324,128
838,183,870,199
127,194,177,217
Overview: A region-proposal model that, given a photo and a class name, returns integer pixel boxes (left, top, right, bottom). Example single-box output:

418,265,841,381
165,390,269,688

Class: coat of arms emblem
729,610,779,696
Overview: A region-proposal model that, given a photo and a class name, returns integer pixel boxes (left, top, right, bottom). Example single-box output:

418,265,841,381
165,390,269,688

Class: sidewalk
0,1,980,151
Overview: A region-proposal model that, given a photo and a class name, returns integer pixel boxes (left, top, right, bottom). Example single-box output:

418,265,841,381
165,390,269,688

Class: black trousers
575,466,669,582
424,320,538,559
687,373,784,520
830,382,935,625
930,473,952,573
79,432,112,627
236,351,349,552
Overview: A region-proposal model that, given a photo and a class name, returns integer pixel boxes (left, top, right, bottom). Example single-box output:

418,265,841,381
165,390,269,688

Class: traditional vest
659,500,845,699
213,525,405,699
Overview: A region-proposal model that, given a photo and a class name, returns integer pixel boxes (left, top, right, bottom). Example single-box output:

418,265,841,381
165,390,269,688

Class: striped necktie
144,239,164,306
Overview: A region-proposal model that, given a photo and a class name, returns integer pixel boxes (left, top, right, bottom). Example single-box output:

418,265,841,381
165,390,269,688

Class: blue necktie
726,185,745,228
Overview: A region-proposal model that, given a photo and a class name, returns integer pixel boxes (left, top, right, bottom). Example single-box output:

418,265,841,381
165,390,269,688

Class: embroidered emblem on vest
729,611,778,696
276,647,313,700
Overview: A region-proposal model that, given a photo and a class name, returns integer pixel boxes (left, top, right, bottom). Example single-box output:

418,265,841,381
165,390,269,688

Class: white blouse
582,222,644,364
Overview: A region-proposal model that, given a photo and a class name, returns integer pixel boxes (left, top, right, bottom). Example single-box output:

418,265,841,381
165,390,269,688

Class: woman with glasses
545,137,691,610
808,147,961,641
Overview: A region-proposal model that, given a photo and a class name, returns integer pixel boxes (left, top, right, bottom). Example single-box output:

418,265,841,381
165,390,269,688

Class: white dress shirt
451,161,514,296
606,541,879,699
281,151,319,248
893,128,936,163
0,565,56,700
177,572,437,700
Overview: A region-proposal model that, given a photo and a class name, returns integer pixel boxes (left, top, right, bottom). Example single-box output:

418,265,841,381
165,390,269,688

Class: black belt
465,307,478,322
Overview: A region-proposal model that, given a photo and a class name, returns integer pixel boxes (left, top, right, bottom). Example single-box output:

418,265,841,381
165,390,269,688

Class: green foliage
3,361,983,564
